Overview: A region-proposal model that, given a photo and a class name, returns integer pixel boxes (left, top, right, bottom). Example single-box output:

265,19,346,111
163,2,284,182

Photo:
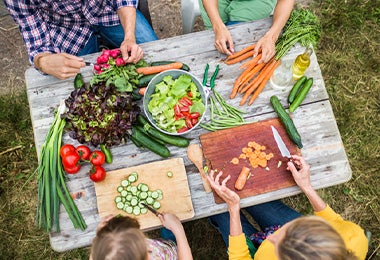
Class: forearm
229,206,243,236
267,0,294,41
172,226,193,260
202,0,224,31
117,6,136,42
301,185,327,212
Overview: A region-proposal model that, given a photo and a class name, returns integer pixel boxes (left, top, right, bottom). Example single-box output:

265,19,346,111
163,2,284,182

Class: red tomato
89,165,106,182
191,118,198,125
64,164,81,174
76,145,91,161
61,151,81,169
90,150,105,166
185,118,193,128
174,104,182,117
60,144,76,158
181,97,192,106
177,126,189,133
187,91,193,97
190,112,200,119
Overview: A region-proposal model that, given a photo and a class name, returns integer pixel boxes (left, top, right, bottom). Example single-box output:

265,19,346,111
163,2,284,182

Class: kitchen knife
140,202,161,216
85,61,94,66
271,125,291,158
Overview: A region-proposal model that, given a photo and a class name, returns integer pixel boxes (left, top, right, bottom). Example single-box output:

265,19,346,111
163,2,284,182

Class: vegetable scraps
37,101,86,232
147,74,205,133
62,81,140,147
90,48,147,92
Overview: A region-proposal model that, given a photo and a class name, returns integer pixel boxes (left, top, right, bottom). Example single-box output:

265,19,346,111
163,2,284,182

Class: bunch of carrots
225,44,281,106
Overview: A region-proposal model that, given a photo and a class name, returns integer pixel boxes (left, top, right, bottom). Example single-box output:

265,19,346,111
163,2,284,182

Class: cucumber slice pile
115,172,163,216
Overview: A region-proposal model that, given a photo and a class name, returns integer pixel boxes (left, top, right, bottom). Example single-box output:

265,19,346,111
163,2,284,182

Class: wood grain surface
94,158,194,229
200,117,301,203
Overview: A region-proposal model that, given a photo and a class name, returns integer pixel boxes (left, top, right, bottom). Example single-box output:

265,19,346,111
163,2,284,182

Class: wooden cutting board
199,118,301,204
94,158,194,229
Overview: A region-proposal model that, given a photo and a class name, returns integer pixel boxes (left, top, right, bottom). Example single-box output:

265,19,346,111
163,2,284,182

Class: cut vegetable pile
115,172,163,216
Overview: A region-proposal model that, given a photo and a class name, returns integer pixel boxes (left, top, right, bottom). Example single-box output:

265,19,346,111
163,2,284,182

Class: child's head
91,215,148,260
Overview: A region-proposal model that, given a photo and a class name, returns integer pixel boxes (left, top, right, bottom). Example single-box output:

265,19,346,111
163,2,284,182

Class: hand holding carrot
206,170,240,211
254,32,277,64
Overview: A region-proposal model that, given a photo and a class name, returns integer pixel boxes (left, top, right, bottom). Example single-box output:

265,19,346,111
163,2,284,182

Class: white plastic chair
181,0,201,34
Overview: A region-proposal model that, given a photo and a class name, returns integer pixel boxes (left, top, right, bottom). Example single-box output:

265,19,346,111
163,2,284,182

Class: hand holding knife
271,125,300,170
140,202,161,217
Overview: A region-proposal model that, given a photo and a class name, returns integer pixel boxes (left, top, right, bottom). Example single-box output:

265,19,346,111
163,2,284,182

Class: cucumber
100,144,113,164
134,124,166,145
136,114,190,147
137,73,158,88
288,76,307,104
131,125,171,158
270,95,303,148
289,78,314,113
150,61,190,71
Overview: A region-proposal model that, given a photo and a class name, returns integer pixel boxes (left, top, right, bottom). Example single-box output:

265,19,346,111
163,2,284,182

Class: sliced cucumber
116,202,124,209
121,180,129,187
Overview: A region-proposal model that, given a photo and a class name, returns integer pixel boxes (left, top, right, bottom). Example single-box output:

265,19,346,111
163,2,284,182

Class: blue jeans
209,200,302,246
78,10,158,56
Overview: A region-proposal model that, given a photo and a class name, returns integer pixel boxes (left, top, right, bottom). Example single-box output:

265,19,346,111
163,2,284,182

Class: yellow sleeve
228,233,252,260
315,205,368,260
253,235,277,260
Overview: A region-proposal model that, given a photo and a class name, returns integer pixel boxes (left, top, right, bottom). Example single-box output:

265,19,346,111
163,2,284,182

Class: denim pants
209,200,302,246
78,9,158,56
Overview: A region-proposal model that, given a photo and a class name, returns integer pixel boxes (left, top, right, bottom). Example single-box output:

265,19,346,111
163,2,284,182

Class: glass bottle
291,47,313,81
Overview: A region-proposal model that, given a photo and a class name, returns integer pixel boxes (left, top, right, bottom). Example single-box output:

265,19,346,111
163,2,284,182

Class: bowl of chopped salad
143,69,209,135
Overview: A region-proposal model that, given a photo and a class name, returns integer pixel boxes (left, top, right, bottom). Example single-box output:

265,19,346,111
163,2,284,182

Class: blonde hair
91,216,148,260
278,216,358,260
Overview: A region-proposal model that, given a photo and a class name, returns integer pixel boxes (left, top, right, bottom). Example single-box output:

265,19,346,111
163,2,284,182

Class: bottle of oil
291,47,313,81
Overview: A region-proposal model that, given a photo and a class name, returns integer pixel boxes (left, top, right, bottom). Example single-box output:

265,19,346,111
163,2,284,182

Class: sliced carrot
225,50,255,65
136,62,183,75
231,157,239,165
247,60,281,105
234,166,251,191
226,44,256,61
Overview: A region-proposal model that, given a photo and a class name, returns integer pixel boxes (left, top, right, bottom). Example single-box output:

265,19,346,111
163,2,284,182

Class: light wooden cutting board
94,158,194,229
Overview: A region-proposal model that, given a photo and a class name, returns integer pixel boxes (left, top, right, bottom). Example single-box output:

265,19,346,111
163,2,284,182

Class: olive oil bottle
291,47,313,81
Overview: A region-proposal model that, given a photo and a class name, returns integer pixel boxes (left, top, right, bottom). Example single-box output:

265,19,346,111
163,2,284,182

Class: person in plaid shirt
5,0,158,79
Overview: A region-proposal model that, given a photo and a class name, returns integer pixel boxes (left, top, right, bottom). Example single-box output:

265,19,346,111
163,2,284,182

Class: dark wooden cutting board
199,117,301,204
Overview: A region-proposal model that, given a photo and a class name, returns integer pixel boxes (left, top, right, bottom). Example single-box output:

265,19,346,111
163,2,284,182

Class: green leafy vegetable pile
62,82,140,147
275,8,322,60
147,74,205,133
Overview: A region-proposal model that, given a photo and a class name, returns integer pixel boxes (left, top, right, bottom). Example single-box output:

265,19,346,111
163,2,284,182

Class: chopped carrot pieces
231,157,239,165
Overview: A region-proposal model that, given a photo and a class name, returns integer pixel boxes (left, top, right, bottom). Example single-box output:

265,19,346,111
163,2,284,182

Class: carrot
138,87,147,96
225,50,255,65
240,52,262,69
238,63,266,93
230,64,258,99
247,60,281,105
226,44,255,61
136,62,183,75
234,166,251,191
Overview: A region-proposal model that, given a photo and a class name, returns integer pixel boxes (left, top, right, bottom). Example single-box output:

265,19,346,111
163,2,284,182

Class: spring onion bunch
36,101,86,232
200,89,247,131
275,9,322,60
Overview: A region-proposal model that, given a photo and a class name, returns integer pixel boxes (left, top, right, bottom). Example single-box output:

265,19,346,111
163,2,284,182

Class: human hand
206,170,240,212
35,53,85,79
158,213,184,234
214,25,234,56
287,155,312,190
253,32,276,64
120,39,143,64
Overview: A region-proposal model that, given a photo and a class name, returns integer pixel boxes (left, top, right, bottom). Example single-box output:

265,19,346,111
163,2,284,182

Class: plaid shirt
5,0,137,64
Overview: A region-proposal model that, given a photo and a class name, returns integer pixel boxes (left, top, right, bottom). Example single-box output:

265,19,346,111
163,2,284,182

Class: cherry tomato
60,144,76,158
64,164,81,174
185,118,193,128
174,104,182,117
89,165,106,182
191,118,198,125
187,91,193,97
61,151,81,169
190,112,200,119
90,150,105,166
177,126,189,133
181,97,192,106
76,145,91,161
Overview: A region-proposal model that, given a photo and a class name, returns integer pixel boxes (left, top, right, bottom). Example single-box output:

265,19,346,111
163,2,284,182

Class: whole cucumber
131,125,171,158
137,74,158,88
288,76,306,104
270,95,303,148
289,78,314,113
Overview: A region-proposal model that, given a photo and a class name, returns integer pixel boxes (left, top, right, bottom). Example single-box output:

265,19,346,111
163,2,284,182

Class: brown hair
91,215,148,260
278,216,358,260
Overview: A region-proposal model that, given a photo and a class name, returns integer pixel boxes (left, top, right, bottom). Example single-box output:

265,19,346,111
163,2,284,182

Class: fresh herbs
37,101,86,232
275,9,322,60
62,82,140,147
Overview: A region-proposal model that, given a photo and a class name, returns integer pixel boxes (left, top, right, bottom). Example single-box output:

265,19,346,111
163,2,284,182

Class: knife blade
140,202,161,216
271,125,291,158
84,61,94,66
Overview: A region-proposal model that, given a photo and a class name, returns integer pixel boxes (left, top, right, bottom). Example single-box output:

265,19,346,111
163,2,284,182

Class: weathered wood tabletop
25,18,351,252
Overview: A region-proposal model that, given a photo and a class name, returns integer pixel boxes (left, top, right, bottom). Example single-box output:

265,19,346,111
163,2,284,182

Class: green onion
36,101,86,232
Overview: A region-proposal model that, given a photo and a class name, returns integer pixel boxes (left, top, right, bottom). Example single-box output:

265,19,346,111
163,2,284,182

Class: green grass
0,0,379,258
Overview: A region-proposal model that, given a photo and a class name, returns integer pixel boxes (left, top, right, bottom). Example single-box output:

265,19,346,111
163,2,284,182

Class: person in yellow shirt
207,155,368,260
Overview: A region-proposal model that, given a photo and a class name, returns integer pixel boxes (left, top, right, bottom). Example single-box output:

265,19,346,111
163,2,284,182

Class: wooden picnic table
25,17,351,252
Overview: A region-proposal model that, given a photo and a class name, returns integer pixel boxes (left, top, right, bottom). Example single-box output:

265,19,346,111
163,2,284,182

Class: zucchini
137,73,158,88
288,76,306,104
131,125,171,158
270,95,303,148
136,114,190,147
289,78,314,113
150,60,190,71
